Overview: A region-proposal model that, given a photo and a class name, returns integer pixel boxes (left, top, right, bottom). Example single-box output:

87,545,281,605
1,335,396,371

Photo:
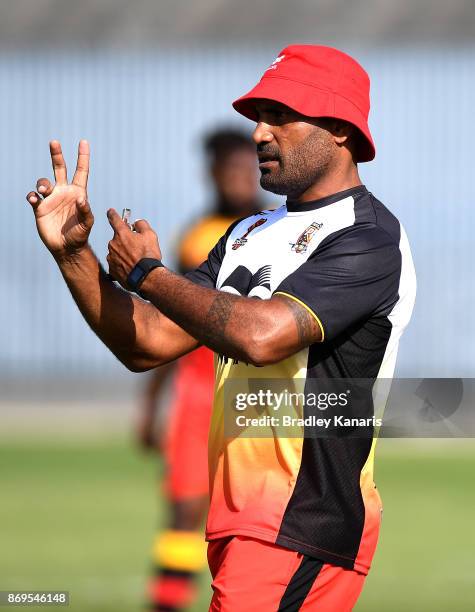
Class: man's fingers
107,208,126,234
133,219,152,233
26,191,42,209
72,140,90,189
50,140,68,185
36,178,54,197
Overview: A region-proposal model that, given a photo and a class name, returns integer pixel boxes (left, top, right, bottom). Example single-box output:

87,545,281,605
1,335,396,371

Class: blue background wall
1,46,473,384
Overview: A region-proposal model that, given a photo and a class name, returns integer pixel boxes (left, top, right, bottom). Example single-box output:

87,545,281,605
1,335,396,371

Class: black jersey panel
307,316,394,378
275,223,402,342
276,436,372,567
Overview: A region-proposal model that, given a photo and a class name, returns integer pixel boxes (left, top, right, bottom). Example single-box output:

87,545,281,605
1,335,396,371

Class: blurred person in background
136,128,263,612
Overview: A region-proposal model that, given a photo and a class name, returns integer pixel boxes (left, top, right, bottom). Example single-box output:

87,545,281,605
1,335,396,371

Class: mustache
257,144,281,161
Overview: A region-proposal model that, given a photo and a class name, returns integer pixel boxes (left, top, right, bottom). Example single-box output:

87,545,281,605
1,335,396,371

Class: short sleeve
184,218,242,288
274,224,402,342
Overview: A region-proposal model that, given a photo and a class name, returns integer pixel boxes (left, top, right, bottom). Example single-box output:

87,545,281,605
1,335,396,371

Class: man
136,129,262,612
26,45,416,610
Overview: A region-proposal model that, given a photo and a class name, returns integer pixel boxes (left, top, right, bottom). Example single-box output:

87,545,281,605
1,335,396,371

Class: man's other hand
26,140,93,260
107,211,162,290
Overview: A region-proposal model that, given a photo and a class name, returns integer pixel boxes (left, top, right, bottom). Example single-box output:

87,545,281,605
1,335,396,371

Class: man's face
252,101,338,199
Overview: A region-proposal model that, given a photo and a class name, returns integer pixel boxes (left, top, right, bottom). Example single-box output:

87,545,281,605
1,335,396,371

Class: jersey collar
286,185,368,212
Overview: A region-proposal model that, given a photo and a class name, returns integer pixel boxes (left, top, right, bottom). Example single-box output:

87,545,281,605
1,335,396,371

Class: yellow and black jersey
186,185,416,574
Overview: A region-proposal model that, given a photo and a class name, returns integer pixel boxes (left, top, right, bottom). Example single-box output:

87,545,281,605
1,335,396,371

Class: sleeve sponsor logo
232,218,267,250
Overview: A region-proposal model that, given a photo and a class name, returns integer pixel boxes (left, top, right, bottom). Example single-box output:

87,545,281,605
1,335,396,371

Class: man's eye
256,109,288,122
266,110,286,122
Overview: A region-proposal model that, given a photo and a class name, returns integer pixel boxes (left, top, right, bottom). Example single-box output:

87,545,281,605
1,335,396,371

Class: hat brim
233,76,375,163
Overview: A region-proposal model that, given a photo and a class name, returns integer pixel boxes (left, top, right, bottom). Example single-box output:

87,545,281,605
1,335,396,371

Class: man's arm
140,268,321,366
26,141,199,372
106,211,322,367
56,246,198,371
27,140,320,371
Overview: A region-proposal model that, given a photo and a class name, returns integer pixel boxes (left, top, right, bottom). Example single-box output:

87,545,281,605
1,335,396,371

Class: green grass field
1,437,474,611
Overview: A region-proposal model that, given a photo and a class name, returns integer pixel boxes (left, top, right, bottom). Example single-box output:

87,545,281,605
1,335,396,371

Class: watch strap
127,258,164,293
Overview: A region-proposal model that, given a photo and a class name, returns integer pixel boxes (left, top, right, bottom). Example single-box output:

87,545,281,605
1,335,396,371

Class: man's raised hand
26,140,94,260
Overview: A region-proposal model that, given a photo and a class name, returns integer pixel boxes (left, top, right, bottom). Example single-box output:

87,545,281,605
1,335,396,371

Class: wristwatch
127,258,164,294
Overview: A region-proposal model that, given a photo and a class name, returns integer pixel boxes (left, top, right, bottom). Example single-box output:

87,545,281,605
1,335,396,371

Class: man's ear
331,120,354,145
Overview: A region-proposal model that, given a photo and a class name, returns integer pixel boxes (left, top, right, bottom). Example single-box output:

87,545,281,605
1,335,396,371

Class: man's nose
252,122,274,145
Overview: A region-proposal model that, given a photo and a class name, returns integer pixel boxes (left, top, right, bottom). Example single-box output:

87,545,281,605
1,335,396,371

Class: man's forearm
103,206,312,365
139,267,278,365
54,245,158,369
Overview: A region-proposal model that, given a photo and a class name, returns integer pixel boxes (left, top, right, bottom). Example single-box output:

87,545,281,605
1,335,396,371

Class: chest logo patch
232,218,267,250
290,221,323,253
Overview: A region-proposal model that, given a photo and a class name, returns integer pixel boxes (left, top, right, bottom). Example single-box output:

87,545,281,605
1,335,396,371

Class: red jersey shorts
208,535,366,611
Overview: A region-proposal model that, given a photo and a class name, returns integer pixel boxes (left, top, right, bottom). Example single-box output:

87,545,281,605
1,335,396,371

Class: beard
258,128,335,199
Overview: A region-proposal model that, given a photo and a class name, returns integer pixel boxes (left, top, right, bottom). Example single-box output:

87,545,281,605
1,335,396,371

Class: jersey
186,185,416,574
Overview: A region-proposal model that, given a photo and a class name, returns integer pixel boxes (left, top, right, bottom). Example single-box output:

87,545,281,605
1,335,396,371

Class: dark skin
254,101,361,201
26,103,360,370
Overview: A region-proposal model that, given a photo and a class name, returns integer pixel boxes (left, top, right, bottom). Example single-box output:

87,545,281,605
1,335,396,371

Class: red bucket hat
233,45,375,163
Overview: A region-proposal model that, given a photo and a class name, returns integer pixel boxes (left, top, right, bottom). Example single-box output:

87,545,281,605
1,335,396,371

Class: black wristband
127,258,164,293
